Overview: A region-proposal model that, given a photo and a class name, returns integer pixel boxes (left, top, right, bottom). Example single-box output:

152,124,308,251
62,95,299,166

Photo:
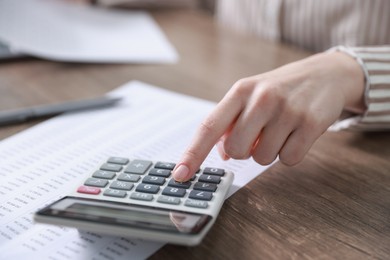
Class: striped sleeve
330,45,390,131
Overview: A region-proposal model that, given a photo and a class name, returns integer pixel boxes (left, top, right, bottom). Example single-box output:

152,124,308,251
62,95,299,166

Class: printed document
0,81,270,259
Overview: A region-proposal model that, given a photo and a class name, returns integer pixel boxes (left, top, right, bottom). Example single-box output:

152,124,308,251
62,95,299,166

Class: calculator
34,157,234,246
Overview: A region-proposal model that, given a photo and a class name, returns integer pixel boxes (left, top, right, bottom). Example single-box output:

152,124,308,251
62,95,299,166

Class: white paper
0,0,178,63
0,81,270,259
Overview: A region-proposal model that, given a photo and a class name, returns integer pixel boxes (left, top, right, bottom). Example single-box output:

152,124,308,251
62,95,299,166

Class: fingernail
217,140,229,160
173,164,190,182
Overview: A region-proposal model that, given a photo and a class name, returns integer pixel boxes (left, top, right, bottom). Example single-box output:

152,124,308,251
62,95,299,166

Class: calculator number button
203,167,225,176
142,176,166,186
135,184,160,194
168,179,191,189
77,186,101,195
109,181,134,191
162,187,186,197
84,178,108,187
189,190,213,201
193,182,217,192
103,189,127,198
198,174,221,184
149,168,171,178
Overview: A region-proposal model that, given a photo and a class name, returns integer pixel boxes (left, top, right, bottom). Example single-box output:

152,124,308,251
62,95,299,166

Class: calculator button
198,174,221,184
92,170,116,179
107,157,129,165
162,187,186,197
168,179,192,189
77,186,101,195
185,199,208,209
149,168,171,178
154,162,176,170
109,181,134,191
135,184,160,194
117,173,140,182
142,176,166,186
189,190,213,201
203,167,225,176
130,192,154,201
100,163,123,172
193,182,217,192
157,196,181,205
124,160,152,175
103,189,127,198
84,178,108,187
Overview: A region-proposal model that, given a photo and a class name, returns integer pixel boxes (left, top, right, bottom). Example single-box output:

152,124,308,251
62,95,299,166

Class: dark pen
0,96,122,126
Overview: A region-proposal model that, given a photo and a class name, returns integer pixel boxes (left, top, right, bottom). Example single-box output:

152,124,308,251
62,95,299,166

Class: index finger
172,92,243,182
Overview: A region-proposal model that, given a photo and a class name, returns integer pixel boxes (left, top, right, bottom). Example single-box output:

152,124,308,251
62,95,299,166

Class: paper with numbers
0,81,270,259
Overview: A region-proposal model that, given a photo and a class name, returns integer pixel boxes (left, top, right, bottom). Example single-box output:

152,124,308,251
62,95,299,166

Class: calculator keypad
79,157,227,209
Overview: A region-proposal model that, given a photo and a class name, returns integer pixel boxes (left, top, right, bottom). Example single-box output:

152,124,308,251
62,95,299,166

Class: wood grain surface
0,8,388,260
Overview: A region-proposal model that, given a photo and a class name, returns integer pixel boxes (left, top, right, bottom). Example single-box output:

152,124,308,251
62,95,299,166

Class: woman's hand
172,51,365,182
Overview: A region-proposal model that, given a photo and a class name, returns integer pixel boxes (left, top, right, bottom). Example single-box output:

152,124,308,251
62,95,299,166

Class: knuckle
230,78,254,97
223,140,248,160
254,80,287,108
301,113,324,134
279,150,303,166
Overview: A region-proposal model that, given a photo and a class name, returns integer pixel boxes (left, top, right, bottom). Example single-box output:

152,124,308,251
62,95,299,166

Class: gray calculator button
110,181,134,191
100,163,123,172
155,162,176,170
168,179,192,189
193,182,217,192
131,192,154,201
157,196,181,205
107,157,129,165
142,176,166,186
203,167,225,176
198,174,221,184
92,170,116,179
135,183,160,194
189,190,213,201
84,178,108,187
117,173,140,182
162,187,186,197
185,199,208,209
103,189,127,198
149,168,171,178
124,160,152,174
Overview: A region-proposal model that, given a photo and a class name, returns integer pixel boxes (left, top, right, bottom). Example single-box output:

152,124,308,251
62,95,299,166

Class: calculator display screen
38,197,211,235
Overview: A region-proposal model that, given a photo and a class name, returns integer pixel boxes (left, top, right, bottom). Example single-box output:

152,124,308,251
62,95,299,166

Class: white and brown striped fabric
341,46,390,130
216,0,390,131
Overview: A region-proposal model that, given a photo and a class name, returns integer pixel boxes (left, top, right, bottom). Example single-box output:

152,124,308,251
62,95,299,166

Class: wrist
324,51,366,114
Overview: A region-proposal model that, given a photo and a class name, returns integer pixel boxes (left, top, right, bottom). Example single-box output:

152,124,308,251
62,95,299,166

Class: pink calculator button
77,186,101,195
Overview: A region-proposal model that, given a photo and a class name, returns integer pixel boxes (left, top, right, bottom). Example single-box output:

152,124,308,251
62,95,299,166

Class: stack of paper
0,0,178,63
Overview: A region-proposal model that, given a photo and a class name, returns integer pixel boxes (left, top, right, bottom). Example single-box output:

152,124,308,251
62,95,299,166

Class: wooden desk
0,9,389,260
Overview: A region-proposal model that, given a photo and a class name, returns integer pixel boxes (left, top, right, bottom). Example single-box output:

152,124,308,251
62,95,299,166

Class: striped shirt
217,0,390,131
